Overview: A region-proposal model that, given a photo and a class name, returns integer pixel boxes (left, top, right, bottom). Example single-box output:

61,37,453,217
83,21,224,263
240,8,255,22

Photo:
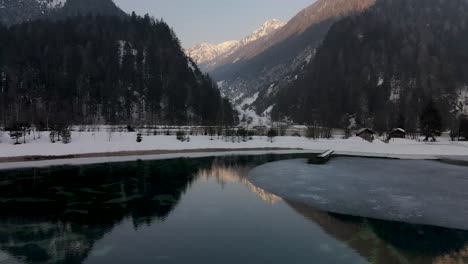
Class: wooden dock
308,150,335,164
318,150,334,159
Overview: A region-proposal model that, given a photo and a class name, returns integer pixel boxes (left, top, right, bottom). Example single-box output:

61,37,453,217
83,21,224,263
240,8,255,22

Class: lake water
1,154,468,264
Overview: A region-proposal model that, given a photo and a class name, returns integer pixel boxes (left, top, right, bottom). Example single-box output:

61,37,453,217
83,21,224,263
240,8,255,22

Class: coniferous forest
273,0,468,133
0,14,237,128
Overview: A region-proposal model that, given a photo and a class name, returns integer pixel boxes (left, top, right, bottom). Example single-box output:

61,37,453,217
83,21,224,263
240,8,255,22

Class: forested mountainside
0,15,237,126
0,0,125,26
0,0,61,26
53,0,125,19
273,0,468,132
210,0,375,121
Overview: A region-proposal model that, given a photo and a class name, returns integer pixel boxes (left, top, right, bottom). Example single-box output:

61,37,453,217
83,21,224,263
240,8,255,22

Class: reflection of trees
0,153,309,264
0,158,201,264
286,201,468,264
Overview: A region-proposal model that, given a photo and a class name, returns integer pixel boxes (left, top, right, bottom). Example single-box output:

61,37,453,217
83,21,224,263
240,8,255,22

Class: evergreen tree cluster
0,14,237,127
273,0,468,132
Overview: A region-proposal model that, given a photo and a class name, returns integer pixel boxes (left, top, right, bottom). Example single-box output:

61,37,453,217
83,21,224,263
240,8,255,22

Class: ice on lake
249,157,468,230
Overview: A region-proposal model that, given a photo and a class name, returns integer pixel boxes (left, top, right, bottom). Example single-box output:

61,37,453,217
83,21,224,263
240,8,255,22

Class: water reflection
1,154,468,264
287,200,468,264
0,154,304,264
0,158,201,263
198,159,282,204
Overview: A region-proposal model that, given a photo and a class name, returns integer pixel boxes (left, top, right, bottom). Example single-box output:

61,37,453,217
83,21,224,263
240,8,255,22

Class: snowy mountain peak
188,19,285,67
189,40,240,64
242,19,286,45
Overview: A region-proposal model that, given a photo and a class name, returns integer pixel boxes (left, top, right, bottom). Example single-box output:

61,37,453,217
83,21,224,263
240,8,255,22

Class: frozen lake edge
248,157,468,230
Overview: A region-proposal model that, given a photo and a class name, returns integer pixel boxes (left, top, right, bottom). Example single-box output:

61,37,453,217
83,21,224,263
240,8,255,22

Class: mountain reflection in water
198,161,281,204
287,201,468,264
0,154,300,264
0,154,468,264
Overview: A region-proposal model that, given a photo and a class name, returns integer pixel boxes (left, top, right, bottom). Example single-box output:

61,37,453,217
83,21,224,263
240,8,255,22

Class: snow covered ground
1,131,468,159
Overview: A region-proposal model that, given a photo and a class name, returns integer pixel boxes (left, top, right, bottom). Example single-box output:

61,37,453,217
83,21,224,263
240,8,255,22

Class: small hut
253,126,267,136
356,128,375,142
389,128,406,139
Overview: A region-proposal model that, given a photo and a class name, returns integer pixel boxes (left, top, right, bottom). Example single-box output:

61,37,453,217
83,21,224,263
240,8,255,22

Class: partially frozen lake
1,154,468,264
249,157,468,230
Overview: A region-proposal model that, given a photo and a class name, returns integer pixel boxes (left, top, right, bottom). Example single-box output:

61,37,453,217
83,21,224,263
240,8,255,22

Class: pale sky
113,0,314,49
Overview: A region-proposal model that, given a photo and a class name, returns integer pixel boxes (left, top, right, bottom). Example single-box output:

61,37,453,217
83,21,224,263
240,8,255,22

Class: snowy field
1,131,468,159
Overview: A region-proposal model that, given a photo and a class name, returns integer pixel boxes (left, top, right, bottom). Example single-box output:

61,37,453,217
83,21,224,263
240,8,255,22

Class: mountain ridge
208,0,376,125
188,19,286,71
55,0,126,18
0,0,125,26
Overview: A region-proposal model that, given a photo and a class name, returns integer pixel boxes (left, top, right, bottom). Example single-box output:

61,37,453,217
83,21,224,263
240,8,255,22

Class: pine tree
460,117,468,141
61,128,72,144
267,128,278,143
20,123,31,144
8,124,23,145
176,131,186,142
237,128,248,142
49,131,57,143
420,101,442,142
6,122,30,145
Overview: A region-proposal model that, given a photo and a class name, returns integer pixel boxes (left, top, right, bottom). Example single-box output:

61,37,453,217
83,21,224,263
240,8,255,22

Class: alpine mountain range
1,0,467,132
190,0,468,133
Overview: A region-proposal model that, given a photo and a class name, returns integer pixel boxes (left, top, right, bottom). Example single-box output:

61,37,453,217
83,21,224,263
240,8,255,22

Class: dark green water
0,154,468,264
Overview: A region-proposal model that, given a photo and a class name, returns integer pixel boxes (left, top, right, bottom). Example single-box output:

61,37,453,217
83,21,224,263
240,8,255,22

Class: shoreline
0,147,302,163
1,133,468,169
0,149,317,170
1,146,468,171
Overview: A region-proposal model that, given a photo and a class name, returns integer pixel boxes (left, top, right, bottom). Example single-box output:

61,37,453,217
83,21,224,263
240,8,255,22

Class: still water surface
0,154,468,264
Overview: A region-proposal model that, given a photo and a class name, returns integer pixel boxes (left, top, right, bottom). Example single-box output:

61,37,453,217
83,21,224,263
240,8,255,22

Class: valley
1,1,468,264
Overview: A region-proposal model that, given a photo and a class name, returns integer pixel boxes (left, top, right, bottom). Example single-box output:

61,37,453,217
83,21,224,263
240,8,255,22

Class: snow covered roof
391,128,406,133
356,128,375,135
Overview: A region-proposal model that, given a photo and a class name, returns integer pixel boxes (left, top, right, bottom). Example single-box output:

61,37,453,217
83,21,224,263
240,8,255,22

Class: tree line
0,13,237,134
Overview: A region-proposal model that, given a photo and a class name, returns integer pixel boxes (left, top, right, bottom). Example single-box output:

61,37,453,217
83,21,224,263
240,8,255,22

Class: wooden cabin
356,128,375,142
389,128,406,139
252,126,267,136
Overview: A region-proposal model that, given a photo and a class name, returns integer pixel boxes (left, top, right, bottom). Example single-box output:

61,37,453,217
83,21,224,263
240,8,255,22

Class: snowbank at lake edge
0,150,316,170
0,131,468,159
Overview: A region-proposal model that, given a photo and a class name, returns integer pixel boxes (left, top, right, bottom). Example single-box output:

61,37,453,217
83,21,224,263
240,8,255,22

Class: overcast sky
113,0,314,49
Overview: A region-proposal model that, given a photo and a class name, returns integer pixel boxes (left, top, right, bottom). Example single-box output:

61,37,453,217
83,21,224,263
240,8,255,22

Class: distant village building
253,126,267,136
356,128,375,142
388,128,406,139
